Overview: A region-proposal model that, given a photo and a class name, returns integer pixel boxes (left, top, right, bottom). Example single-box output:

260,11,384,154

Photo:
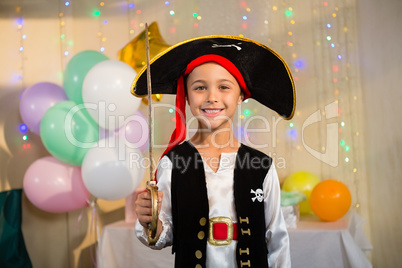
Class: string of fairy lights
16,7,25,86
59,1,72,72
15,3,31,149
312,0,362,209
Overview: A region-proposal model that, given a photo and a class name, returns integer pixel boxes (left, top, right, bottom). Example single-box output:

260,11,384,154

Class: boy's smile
201,108,224,117
186,62,243,131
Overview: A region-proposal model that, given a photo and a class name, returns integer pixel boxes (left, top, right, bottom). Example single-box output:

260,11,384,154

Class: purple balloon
19,82,68,134
118,111,149,152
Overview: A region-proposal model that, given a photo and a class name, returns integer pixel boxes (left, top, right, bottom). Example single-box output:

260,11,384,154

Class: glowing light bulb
19,124,28,133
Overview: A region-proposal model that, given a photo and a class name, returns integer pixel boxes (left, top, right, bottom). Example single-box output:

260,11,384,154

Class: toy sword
145,23,159,246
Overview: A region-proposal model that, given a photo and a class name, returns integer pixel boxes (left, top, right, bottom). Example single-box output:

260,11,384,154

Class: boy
133,35,295,268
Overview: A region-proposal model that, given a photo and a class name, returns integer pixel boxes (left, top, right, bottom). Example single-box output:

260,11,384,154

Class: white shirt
135,150,291,268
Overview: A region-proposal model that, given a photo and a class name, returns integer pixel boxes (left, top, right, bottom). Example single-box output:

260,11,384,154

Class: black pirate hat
131,35,295,119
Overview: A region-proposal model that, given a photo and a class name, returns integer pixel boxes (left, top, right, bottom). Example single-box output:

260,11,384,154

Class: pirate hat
131,35,295,157
131,35,295,119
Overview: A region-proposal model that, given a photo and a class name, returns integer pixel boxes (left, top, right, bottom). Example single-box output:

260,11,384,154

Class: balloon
118,21,168,105
82,60,141,130
282,171,320,215
23,156,90,213
81,140,145,200
19,82,68,134
310,179,352,221
118,21,171,73
118,110,149,152
40,100,99,166
63,50,109,104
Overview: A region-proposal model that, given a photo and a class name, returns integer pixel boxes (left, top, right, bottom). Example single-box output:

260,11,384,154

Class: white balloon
82,60,141,130
81,140,145,200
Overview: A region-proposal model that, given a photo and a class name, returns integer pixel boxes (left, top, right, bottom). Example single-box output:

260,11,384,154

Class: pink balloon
19,82,68,135
23,156,90,213
119,111,149,152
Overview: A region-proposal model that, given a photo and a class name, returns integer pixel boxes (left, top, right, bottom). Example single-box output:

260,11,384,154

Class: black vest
166,141,271,268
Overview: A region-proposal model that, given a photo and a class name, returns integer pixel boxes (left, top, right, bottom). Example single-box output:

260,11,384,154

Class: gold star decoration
118,22,171,104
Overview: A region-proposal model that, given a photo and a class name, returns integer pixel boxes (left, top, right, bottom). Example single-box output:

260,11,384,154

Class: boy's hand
135,190,163,233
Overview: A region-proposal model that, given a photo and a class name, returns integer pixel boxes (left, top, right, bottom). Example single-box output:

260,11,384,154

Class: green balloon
63,50,109,104
40,101,99,166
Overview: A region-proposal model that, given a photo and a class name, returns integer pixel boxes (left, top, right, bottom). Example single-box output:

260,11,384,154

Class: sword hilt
146,180,159,245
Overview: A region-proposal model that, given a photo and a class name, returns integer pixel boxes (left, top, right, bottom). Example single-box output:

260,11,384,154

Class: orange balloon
310,179,352,221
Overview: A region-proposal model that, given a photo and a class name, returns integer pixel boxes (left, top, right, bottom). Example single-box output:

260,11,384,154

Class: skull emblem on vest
251,188,264,202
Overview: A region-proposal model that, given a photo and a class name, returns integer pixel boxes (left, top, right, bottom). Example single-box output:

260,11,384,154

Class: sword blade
145,23,154,182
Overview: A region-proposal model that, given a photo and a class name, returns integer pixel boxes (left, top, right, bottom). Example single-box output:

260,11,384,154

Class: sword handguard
146,180,159,245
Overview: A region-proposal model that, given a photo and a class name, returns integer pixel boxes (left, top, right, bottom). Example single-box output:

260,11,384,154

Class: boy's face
186,62,243,131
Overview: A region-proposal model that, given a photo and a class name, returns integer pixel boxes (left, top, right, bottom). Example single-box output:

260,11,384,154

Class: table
97,212,372,268
287,212,372,268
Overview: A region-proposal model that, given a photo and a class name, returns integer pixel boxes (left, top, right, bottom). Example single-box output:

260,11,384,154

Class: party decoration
23,156,90,213
119,21,169,105
81,141,145,200
118,110,149,152
19,82,68,134
310,179,352,221
40,100,99,166
82,60,141,130
118,21,171,73
141,93,163,105
63,50,109,104
282,171,320,215
280,190,306,207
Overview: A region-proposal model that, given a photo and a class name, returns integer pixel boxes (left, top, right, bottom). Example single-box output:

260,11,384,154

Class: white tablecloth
98,212,372,268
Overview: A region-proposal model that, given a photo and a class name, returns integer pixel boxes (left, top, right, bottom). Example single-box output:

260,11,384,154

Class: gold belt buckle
208,217,233,246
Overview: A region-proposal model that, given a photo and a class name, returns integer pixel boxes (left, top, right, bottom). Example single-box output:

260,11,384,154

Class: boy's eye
220,85,230,90
195,86,207,90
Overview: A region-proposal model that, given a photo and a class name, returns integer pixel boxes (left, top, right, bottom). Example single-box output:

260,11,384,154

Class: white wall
357,0,402,266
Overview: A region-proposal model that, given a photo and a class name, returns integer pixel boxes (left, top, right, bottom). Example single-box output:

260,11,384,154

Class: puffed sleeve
264,164,291,267
135,156,174,249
